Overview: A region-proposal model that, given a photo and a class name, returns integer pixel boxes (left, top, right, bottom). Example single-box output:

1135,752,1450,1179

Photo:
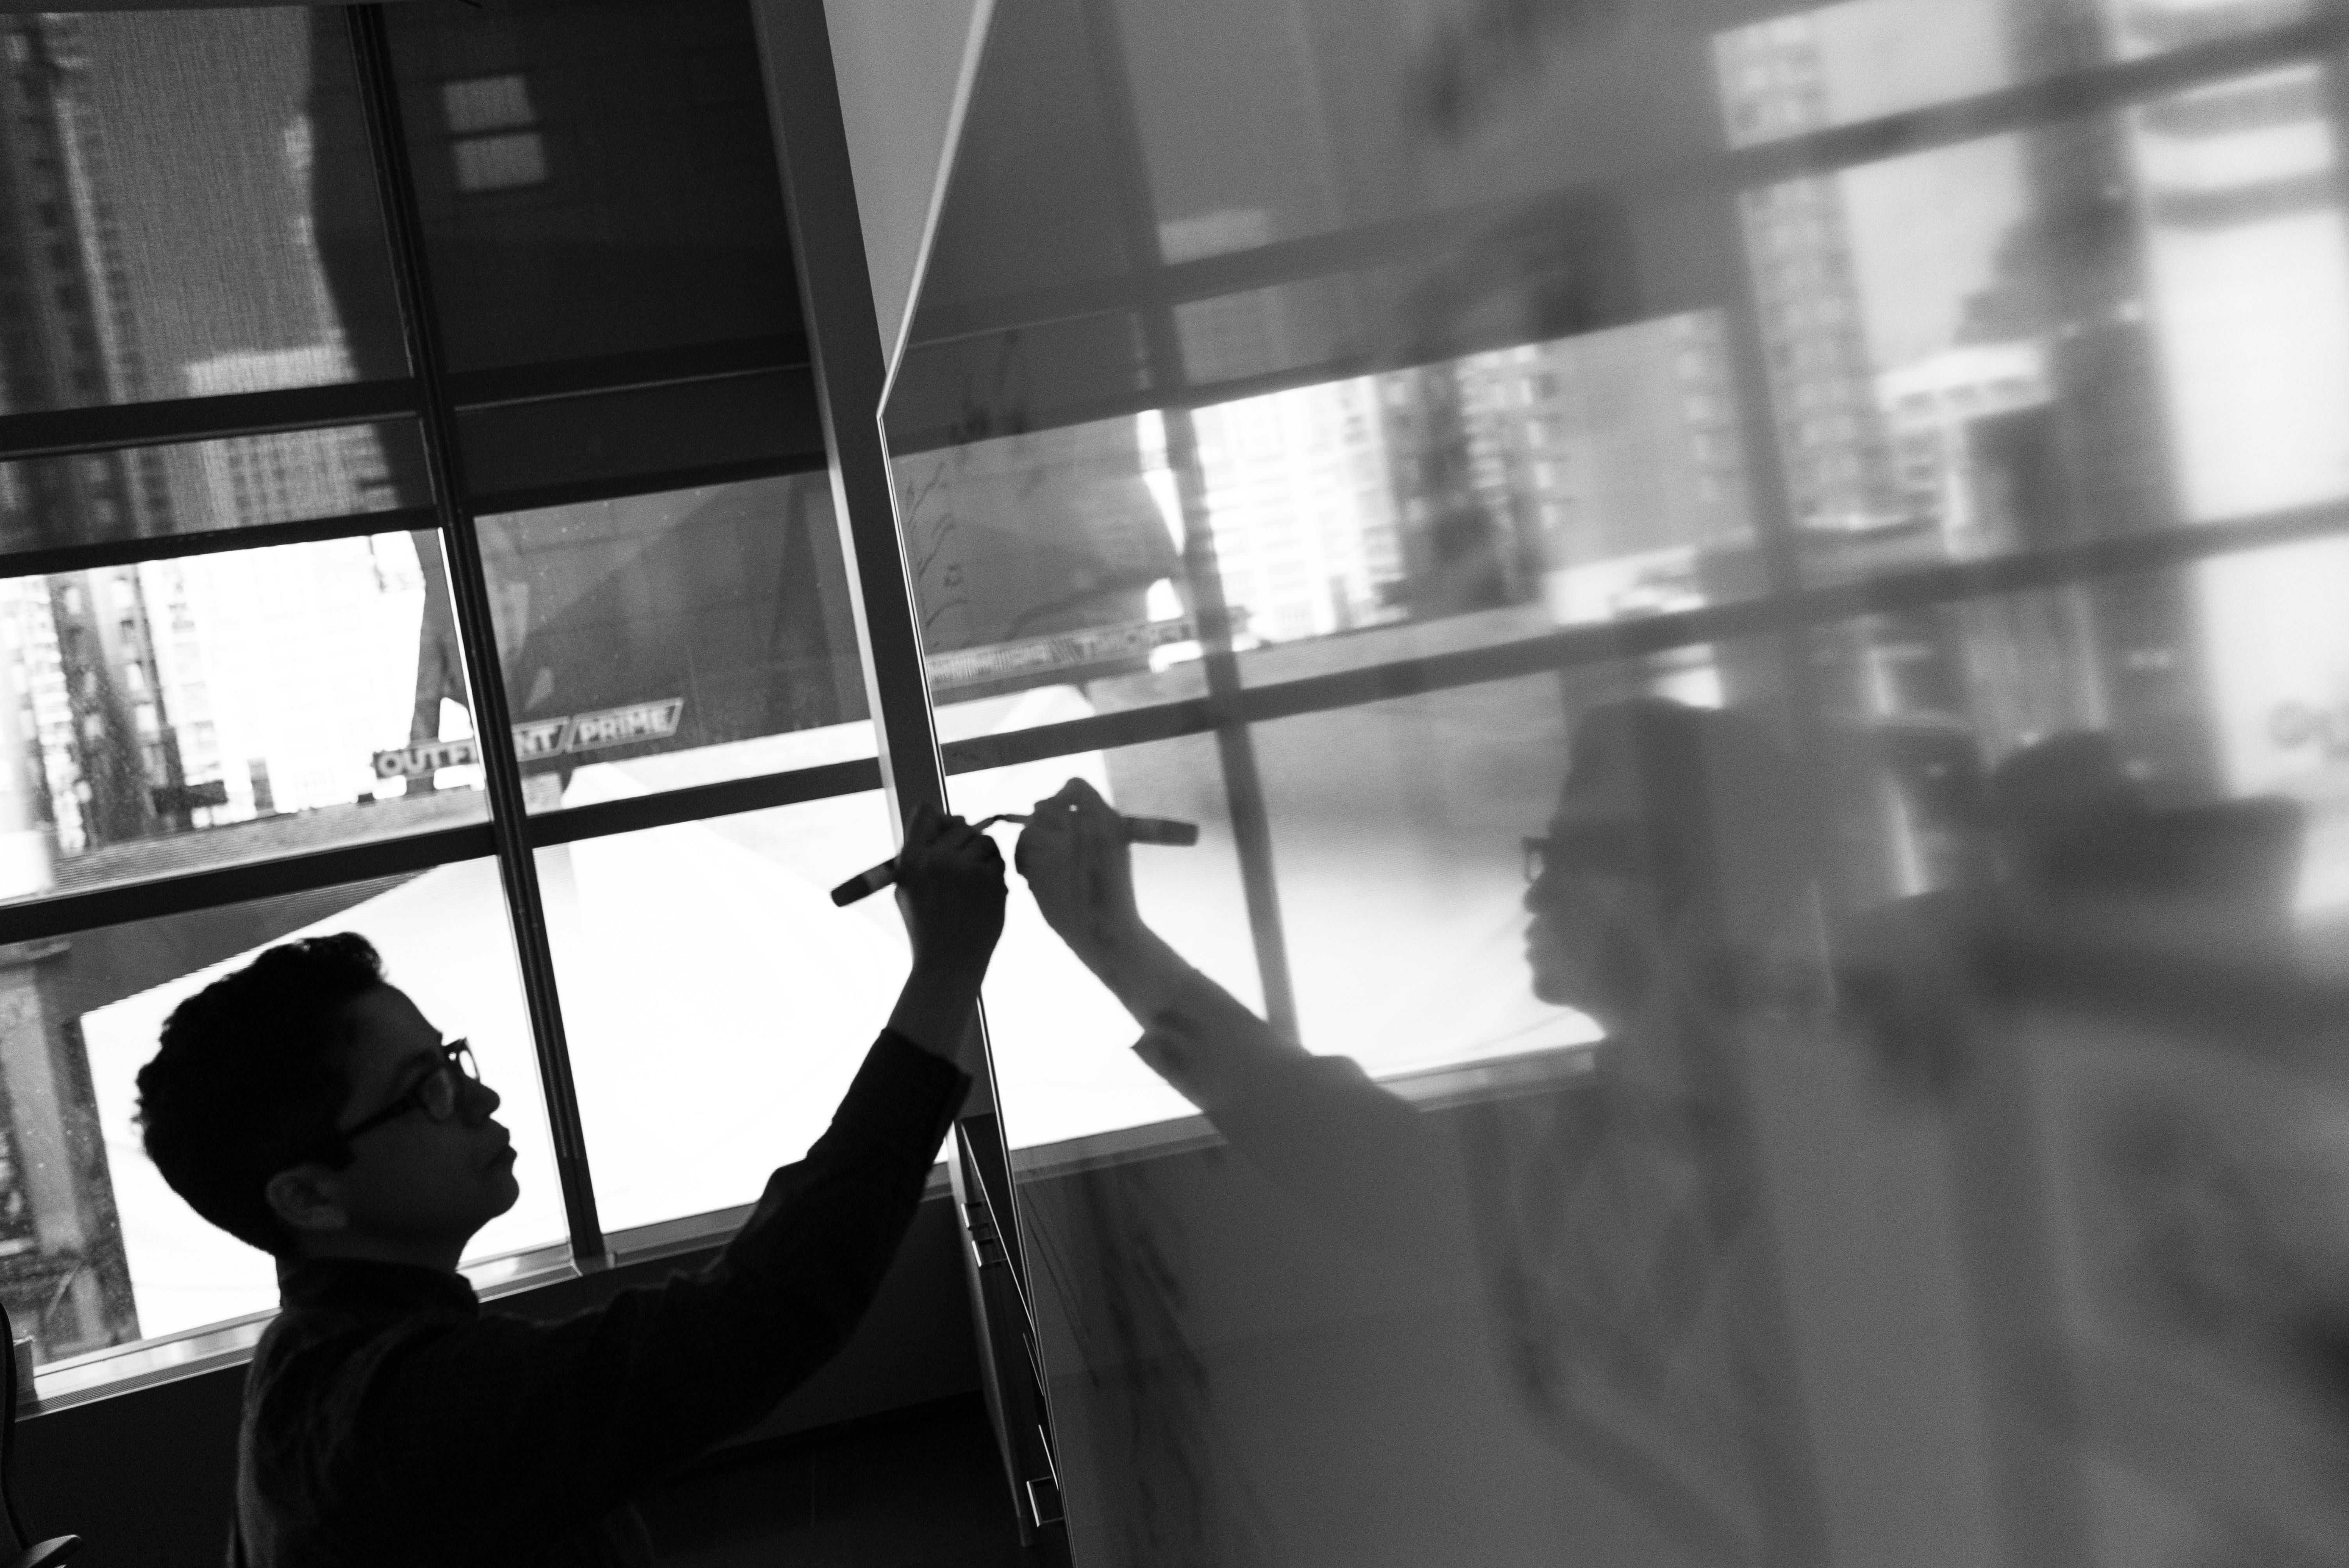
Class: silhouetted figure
1017,697,1832,1563
136,807,1004,1568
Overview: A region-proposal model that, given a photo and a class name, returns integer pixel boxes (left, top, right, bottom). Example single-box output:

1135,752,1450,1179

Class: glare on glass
533,791,912,1235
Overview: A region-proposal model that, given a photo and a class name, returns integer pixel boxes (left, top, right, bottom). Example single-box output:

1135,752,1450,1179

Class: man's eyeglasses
1523,831,1652,884
332,1040,482,1147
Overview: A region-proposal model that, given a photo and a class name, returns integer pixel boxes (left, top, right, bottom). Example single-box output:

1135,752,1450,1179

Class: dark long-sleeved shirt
230,1029,968,1568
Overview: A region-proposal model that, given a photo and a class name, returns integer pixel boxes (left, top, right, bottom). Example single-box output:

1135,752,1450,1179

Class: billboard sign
372,698,686,780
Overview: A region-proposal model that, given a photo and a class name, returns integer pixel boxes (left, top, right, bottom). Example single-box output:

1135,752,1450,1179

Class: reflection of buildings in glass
2104,1,2349,823
305,2,854,743
1189,380,1401,645
896,420,1181,686
1716,16,1906,536
1463,316,1751,624
1795,0,2349,902
1374,361,1524,618
1162,208,1301,388
1878,341,2051,555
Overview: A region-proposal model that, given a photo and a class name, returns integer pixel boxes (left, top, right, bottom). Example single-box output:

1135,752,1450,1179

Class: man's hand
1015,779,1144,969
887,803,1006,1062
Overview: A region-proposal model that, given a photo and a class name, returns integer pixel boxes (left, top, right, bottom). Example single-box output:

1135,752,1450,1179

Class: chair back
0,1297,79,1568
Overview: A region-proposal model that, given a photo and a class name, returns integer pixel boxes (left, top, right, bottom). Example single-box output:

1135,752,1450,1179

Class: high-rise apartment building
0,17,190,858
0,13,155,1362
153,348,412,823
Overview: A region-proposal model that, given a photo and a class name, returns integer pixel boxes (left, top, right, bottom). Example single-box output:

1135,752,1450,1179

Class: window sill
26,1162,953,1417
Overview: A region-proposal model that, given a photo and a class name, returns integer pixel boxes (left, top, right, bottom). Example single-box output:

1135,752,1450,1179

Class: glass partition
885,0,2349,1561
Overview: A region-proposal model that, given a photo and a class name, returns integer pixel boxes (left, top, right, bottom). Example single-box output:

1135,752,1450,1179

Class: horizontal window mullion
0,504,439,582
937,498,2349,773
0,379,424,464
444,333,811,412
906,10,2349,357
461,451,825,519
522,756,883,848
11,497,2332,957
1731,7,2349,188
0,821,496,949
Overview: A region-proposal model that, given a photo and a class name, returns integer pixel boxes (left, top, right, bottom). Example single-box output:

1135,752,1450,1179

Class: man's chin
1529,955,1640,1025
1528,961,1593,1012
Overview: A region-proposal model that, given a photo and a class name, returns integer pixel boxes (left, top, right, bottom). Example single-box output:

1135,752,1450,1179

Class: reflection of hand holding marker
830,812,1200,907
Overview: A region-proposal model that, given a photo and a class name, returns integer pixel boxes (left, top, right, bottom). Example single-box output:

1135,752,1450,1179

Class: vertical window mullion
344,4,606,1266
1068,0,1301,1041
751,5,1075,1556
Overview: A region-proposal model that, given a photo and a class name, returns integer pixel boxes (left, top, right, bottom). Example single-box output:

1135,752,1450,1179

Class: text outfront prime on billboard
371,698,686,781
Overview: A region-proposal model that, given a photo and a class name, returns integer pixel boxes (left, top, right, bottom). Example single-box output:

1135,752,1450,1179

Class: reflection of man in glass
1017,697,1825,1561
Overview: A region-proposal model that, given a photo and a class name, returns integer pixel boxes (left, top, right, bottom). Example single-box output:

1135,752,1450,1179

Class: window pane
379,0,802,374
537,791,909,1233
28,856,561,1372
0,12,404,415
476,472,871,812
0,422,426,559
0,531,485,905
891,315,1764,725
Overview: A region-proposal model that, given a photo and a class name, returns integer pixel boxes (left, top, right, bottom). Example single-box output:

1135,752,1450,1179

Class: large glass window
0,0,879,1394
17,2,2349,1561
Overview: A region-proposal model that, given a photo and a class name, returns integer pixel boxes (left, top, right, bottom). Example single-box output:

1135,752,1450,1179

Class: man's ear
264,1164,351,1237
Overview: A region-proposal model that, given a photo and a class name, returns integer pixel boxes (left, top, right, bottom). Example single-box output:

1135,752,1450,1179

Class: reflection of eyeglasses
1523,831,1652,884
332,1041,482,1147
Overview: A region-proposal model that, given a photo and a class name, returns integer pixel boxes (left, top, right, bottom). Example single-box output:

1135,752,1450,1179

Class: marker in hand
831,811,1198,907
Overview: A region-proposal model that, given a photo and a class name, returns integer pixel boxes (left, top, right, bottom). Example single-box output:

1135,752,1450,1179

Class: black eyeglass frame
1523,830,1656,885
325,1039,483,1153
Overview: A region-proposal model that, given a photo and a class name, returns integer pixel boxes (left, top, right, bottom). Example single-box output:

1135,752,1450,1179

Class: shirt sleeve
1133,968,1464,1266
328,1029,968,1561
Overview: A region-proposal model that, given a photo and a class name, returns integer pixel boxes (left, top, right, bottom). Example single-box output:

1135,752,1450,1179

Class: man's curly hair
136,933,385,1254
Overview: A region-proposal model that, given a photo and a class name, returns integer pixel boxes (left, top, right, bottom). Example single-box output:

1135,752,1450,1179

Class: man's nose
1525,868,1563,914
463,1076,501,1121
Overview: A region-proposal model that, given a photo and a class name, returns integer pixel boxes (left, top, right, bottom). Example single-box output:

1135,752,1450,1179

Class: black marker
829,811,1199,906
